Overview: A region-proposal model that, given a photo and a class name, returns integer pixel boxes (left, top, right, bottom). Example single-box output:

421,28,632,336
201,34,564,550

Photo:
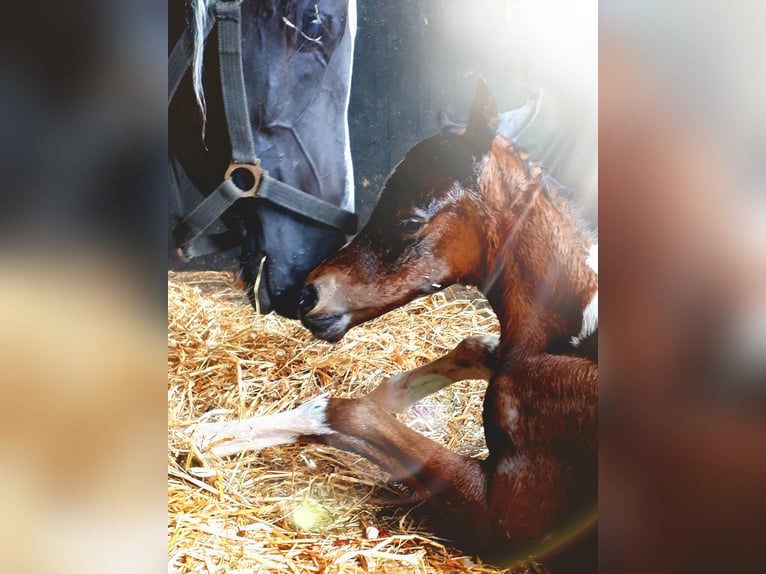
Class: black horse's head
169,0,356,318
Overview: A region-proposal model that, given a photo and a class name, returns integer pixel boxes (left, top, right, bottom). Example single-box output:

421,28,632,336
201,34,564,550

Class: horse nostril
298,283,319,315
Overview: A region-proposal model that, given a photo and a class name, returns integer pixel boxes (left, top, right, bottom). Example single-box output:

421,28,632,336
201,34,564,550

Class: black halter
168,0,358,261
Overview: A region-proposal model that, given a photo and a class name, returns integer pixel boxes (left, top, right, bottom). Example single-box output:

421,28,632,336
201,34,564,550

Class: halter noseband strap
169,0,358,262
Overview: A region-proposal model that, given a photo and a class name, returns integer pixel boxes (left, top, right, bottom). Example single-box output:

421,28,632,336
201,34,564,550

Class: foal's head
299,80,530,341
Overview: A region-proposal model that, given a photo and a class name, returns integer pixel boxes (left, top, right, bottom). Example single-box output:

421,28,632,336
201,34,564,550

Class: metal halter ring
225,161,264,197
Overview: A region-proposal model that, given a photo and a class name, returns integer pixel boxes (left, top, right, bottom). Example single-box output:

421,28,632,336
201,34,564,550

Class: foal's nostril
298,283,319,315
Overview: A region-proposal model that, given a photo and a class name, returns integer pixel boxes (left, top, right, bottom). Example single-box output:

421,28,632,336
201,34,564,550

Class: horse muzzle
246,274,304,320
239,249,310,319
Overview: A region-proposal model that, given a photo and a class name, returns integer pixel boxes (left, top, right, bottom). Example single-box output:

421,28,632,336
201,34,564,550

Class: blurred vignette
0,0,764,573
0,1,166,573
600,1,766,573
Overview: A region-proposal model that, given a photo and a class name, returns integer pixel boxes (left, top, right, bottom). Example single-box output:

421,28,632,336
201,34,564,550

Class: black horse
169,0,357,318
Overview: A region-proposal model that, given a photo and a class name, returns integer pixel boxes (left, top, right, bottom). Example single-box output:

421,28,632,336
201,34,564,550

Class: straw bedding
168,271,542,573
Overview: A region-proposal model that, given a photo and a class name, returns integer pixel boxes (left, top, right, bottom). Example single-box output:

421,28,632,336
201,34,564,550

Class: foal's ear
464,78,499,156
497,89,542,142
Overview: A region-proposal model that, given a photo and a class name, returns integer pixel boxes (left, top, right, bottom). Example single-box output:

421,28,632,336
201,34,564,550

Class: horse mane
437,111,564,198
493,135,597,245
432,115,583,246
468,137,592,312
189,0,210,131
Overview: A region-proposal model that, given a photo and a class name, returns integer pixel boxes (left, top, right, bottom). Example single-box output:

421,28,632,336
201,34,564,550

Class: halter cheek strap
169,0,358,262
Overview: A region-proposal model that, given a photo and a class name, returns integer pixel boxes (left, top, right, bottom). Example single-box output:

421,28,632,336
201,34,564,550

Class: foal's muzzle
298,280,354,342
300,311,350,343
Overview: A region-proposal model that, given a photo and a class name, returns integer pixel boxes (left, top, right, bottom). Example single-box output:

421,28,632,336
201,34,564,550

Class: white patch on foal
571,243,598,347
194,395,333,458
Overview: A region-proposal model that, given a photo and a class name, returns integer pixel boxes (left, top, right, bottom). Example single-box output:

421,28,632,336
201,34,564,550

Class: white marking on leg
194,395,333,458
572,243,598,347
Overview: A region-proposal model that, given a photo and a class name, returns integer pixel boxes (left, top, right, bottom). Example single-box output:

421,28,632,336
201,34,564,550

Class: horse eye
399,219,425,235
301,13,323,39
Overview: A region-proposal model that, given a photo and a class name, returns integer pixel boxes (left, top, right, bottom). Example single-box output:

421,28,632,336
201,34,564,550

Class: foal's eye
399,219,426,235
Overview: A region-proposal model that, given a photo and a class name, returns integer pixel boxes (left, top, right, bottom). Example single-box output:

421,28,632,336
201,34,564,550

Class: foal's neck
477,141,596,352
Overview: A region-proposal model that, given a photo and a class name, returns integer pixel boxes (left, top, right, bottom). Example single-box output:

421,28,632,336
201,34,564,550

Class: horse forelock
190,0,211,126
188,0,336,123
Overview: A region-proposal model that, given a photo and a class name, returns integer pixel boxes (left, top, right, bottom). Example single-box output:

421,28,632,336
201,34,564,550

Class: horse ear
497,89,542,142
464,78,499,155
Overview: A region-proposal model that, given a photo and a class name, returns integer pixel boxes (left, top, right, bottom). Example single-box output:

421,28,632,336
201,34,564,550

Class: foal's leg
191,351,597,559
366,335,499,412
193,336,499,457
193,395,335,457
318,396,493,546
482,353,598,541
194,394,494,546
193,335,499,455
